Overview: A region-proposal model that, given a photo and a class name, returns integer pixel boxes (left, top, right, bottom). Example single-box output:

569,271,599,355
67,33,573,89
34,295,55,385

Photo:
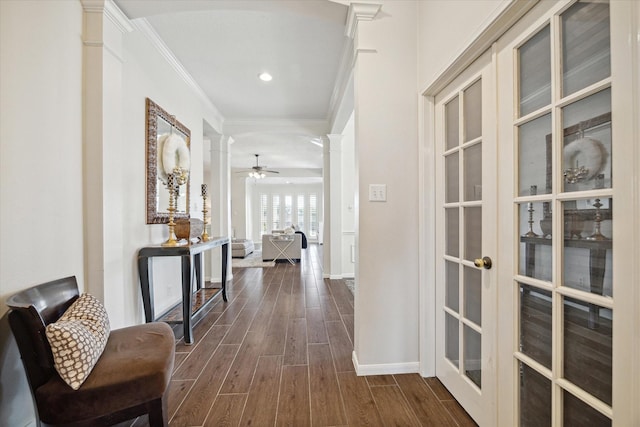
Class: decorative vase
175,218,204,241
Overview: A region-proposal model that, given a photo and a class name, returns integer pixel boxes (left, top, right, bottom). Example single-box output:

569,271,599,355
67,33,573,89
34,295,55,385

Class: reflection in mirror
146,98,191,224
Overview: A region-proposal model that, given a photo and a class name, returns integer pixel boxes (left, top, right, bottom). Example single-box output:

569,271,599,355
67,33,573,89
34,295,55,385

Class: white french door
495,0,637,425
434,49,497,426
429,1,639,426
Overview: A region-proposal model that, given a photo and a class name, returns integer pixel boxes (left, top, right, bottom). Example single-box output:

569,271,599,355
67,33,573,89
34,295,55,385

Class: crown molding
132,18,225,127
345,2,382,39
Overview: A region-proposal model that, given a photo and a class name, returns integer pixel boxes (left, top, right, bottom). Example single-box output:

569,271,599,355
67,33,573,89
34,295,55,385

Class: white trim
352,351,419,376
419,93,436,377
132,18,224,127
345,2,382,39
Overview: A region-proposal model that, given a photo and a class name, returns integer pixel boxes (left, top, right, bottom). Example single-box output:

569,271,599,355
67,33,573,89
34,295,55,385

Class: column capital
81,0,133,34
345,2,382,39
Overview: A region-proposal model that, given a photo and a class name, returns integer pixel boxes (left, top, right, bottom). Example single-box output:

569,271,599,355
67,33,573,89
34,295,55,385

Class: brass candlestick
586,198,607,241
523,185,539,238
201,184,210,241
163,173,179,247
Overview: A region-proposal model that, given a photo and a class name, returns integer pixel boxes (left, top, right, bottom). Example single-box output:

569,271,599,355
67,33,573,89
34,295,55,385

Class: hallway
146,244,477,426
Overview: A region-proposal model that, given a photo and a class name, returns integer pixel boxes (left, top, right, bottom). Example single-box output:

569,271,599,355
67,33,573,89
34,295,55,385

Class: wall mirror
146,98,191,224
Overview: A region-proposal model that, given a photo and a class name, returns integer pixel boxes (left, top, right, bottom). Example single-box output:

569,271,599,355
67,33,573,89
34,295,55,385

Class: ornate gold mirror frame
145,98,191,224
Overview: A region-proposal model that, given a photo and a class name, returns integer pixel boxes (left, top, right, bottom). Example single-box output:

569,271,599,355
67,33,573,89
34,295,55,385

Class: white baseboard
206,272,234,283
352,351,420,376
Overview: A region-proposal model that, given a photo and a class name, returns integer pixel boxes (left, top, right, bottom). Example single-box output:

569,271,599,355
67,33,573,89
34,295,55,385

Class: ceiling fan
238,154,280,179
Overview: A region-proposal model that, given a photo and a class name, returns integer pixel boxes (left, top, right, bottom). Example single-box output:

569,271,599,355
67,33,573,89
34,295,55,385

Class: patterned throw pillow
45,293,110,390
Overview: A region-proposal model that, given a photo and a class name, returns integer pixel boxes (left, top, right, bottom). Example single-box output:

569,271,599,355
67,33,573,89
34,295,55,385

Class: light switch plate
369,184,387,202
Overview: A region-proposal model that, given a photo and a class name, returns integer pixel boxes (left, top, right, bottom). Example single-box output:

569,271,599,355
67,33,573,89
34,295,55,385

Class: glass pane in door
464,143,482,201
446,261,460,311
464,80,482,141
562,200,613,297
446,96,460,150
464,325,481,388
520,362,552,427
446,152,460,203
561,89,612,193
446,312,460,368
562,1,611,97
518,114,552,196
563,296,612,405
519,25,551,116
519,284,552,369
464,207,482,261
563,391,611,427
518,202,552,281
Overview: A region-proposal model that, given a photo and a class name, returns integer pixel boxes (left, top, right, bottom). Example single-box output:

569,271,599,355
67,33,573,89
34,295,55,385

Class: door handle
474,256,492,270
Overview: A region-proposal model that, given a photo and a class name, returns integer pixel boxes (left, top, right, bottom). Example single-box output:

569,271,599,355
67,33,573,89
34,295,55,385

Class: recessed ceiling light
258,72,273,82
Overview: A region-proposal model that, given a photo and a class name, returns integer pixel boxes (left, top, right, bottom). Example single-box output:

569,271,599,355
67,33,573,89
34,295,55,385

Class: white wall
340,113,355,278
0,1,84,424
352,0,420,371
417,0,512,89
118,21,224,320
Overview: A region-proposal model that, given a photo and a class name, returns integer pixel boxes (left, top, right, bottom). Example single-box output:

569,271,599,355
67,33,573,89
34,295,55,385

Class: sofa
231,238,255,258
262,233,302,262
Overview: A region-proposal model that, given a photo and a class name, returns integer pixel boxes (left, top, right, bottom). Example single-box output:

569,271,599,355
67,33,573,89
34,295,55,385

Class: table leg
588,248,607,329
182,254,194,345
194,253,202,290
137,256,154,323
221,242,228,302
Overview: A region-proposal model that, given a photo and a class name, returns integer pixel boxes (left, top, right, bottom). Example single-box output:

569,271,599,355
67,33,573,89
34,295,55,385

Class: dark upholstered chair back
7,276,175,427
7,276,80,393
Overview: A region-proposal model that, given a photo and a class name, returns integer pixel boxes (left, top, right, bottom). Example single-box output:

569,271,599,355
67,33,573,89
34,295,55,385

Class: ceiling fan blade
264,170,280,174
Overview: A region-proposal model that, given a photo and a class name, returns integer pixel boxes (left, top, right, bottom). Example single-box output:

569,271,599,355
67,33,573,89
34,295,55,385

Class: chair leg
147,395,168,427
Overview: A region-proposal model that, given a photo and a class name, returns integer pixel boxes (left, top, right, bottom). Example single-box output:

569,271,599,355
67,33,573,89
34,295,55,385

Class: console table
137,237,229,345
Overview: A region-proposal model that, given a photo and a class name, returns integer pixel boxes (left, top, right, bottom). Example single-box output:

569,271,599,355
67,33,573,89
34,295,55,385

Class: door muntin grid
514,1,613,425
444,78,484,390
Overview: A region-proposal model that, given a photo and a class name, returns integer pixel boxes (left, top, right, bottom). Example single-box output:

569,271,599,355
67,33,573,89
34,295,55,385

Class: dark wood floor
132,244,477,427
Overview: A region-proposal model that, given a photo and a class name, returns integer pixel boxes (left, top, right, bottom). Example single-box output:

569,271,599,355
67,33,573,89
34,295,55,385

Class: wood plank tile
219,331,263,394
277,365,311,427
442,400,479,427
306,307,328,344
394,374,459,427
170,344,239,426
337,372,384,427
283,317,308,366
326,321,354,373
327,281,354,315
174,309,223,352
308,344,347,426
320,295,341,321
366,375,397,386
342,314,354,343
215,297,248,325
305,287,320,309
222,306,258,344
424,376,456,401
167,380,193,420
203,394,247,427
370,385,422,427
261,291,291,355
239,356,283,427
172,352,188,374
172,325,229,380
